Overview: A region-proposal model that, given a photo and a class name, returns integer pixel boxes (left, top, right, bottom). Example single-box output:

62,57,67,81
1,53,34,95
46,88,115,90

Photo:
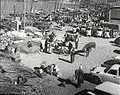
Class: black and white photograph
0,0,120,95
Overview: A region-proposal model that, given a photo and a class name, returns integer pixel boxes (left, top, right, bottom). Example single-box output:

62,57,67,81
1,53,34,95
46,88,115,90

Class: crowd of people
53,7,119,38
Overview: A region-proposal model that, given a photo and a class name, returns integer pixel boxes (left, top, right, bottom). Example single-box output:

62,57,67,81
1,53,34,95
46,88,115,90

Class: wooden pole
59,0,64,11
75,0,77,10
54,0,58,15
14,3,16,20
24,0,26,31
57,0,60,11
30,0,33,13
109,9,111,22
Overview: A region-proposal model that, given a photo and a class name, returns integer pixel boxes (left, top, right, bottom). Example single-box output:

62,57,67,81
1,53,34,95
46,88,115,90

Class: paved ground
20,26,119,95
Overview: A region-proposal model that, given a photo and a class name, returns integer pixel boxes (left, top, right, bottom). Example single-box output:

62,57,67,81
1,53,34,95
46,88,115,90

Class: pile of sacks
34,61,62,78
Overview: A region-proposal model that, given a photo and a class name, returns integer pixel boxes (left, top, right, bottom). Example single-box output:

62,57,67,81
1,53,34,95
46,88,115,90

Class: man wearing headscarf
70,47,75,63
39,41,43,54
75,35,79,49
68,41,73,54
44,39,48,53
75,65,84,88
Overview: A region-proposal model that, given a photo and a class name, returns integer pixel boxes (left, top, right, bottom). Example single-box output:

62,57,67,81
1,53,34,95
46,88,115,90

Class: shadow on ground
113,49,120,54
57,73,97,89
58,58,71,63
57,78,78,88
74,50,86,57
74,89,94,95
111,44,120,47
